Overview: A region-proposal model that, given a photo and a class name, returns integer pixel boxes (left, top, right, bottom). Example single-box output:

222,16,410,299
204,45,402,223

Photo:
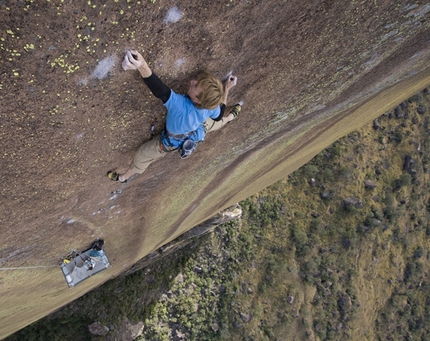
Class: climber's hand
122,50,147,70
225,75,237,90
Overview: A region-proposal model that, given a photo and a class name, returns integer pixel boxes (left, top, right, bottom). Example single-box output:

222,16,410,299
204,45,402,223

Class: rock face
1,0,430,338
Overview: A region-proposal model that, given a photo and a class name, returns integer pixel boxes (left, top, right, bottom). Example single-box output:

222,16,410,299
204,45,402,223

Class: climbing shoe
107,171,127,183
230,103,241,119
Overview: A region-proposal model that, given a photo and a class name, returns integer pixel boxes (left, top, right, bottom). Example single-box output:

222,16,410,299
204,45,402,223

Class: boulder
337,293,352,313
240,312,252,323
125,321,145,341
364,179,378,189
176,330,186,340
234,321,243,329
394,106,404,118
88,322,110,336
403,155,416,174
320,190,334,200
175,273,184,283
343,197,363,208
107,319,145,341
400,101,409,109
373,118,383,130
417,105,427,115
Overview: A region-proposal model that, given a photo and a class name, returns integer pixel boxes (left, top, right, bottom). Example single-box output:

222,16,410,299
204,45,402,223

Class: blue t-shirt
164,90,220,136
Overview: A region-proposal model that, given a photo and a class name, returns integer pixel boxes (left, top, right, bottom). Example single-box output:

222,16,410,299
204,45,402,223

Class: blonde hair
196,72,224,110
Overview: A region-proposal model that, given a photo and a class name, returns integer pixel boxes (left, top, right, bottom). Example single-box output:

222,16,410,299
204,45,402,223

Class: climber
107,49,241,183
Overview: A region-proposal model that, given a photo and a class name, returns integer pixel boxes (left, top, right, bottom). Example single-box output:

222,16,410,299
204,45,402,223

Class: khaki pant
130,116,229,174
203,117,227,133
130,137,166,174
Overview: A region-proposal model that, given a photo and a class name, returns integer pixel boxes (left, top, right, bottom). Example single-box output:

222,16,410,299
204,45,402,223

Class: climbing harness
161,128,198,158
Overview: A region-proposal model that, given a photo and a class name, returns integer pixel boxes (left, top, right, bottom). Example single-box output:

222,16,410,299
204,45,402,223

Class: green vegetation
6,89,430,340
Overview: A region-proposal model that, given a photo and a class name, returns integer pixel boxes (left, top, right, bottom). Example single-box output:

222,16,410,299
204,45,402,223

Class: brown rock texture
0,0,430,338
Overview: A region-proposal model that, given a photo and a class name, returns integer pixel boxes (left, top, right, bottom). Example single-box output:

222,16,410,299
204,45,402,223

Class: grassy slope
224,91,430,341
7,91,430,340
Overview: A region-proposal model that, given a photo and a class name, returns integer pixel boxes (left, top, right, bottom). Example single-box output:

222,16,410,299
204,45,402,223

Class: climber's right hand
122,50,152,78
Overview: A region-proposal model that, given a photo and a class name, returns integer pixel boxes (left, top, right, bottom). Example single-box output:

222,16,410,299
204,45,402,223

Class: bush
302,164,320,178
384,192,395,206
396,174,412,188
404,261,424,283
310,217,322,232
319,168,334,181
291,224,308,252
330,143,342,157
413,246,424,259
338,166,354,181
304,260,318,274
394,131,404,142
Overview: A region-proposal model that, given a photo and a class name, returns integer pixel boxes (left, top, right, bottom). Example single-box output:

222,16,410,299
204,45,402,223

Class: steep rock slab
0,0,430,338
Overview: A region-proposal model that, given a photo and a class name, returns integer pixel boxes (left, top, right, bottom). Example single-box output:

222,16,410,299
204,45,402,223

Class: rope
2,174,136,271
0,265,58,271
